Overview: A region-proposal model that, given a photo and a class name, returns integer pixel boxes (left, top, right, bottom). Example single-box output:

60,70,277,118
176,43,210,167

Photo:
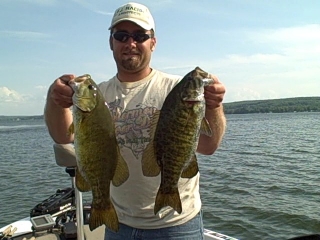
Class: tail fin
154,187,182,215
89,203,119,232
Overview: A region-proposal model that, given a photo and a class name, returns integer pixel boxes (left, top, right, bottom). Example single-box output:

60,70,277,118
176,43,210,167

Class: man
45,2,226,239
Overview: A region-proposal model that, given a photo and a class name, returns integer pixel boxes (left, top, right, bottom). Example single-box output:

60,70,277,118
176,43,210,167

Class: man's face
110,21,156,73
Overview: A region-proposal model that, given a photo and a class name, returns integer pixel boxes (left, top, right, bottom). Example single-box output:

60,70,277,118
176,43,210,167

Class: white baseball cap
109,2,155,32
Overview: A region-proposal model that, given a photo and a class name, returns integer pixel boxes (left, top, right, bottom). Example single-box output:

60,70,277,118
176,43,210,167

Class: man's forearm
44,99,74,144
197,105,226,155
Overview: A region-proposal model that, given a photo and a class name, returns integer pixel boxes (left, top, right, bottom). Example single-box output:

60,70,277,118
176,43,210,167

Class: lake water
0,113,319,240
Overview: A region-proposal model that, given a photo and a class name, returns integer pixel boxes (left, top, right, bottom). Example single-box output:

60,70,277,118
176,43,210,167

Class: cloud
69,0,175,15
225,53,285,65
0,86,48,114
0,30,50,41
27,0,56,5
249,24,320,57
35,85,48,91
255,24,320,44
70,0,113,15
0,0,56,6
0,87,24,103
0,85,48,103
222,24,320,72
225,87,292,103
0,86,46,103
211,24,320,102
156,24,320,103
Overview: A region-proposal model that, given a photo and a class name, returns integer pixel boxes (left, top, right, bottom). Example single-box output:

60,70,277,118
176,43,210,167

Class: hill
223,97,320,114
0,97,319,118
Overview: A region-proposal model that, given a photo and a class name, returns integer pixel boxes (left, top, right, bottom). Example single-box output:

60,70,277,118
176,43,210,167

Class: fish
142,67,214,215
68,74,129,232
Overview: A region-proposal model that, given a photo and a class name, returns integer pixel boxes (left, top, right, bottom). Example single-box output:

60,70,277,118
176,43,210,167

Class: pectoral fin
142,140,160,177
68,122,74,136
112,151,129,187
200,117,213,137
181,155,199,178
141,110,161,177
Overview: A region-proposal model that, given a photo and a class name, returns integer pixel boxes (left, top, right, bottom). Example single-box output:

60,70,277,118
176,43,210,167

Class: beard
121,56,142,71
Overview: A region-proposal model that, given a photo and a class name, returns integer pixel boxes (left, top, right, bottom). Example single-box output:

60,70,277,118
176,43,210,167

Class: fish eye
88,84,95,90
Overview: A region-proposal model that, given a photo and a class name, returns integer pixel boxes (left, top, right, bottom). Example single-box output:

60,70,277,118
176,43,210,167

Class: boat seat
84,225,105,240
53,143,77,167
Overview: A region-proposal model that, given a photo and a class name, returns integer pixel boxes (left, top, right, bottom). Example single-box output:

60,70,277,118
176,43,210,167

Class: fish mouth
183,94,204,106
184,101,200,107
183,94,204,101
68,81,83,94
68,80,76,90
185,100,201,103
184,99,202,107
68,75,88,88
203,78,214,86
182,89,204,101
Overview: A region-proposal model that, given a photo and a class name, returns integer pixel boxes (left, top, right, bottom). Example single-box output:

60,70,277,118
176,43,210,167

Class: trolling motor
30,188,74,217
287,234,320,240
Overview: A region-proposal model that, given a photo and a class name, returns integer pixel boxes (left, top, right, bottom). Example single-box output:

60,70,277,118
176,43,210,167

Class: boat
0,143,239,240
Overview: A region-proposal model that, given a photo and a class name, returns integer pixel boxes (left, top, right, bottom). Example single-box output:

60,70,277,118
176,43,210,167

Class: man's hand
204,74,226,109
44,74,76,144
48,74,75,108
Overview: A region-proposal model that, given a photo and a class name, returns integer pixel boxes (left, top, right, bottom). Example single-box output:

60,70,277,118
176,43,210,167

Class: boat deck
1,223,238,240
1,225,103,240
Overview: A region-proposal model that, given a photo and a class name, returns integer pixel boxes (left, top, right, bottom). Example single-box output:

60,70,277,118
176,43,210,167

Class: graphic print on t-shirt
108,98,158,159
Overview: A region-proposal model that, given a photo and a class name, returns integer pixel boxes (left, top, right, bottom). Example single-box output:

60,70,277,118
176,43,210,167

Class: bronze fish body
142,67,213,215
68,74,129,231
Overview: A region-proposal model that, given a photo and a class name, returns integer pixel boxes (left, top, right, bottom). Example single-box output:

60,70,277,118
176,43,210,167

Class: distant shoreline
1,96,319,117
223,96,319,114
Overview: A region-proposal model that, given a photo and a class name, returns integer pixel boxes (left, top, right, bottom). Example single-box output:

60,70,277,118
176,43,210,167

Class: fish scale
68,74,129,232
142,67,214,215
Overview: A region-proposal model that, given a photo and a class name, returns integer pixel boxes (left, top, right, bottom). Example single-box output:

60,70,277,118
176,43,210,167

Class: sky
0,0,319,116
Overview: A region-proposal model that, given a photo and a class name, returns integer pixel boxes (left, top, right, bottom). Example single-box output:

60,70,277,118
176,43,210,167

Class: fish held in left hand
68,74,129,232
142,67,213,215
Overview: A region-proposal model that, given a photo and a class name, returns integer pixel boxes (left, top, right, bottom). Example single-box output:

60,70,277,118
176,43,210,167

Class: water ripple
1,113,320,240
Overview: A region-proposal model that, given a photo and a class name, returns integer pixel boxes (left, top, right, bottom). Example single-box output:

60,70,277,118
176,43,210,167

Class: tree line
1,97,319,118
223,97,320,114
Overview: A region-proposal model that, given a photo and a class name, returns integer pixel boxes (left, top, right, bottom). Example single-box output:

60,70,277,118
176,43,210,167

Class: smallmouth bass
68,74,129,231
142,67,213,215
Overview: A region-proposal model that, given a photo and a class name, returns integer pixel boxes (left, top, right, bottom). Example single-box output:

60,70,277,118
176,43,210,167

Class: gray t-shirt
98,69,201,229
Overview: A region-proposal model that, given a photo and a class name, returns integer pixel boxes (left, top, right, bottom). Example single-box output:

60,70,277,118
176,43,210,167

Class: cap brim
108,19,153,31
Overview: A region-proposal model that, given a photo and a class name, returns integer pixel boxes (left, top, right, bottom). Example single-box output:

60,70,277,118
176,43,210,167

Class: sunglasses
112,32,154,43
